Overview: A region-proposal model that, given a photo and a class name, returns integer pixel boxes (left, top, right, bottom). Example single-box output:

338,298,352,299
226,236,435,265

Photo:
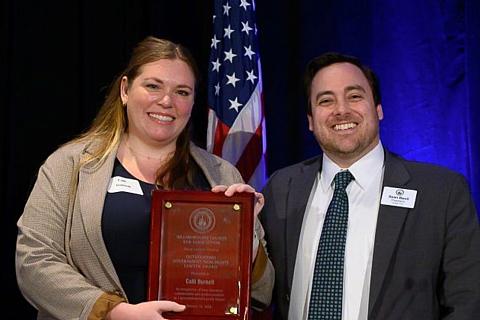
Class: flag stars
241,21,253,35
246,70,257,84
239,0,251,10
224,25,235,39
228,97,243,112
244,45,255,59
224,49,237,63
211,35,221,49
211,58,221,72
208,3,266,185
223,2,231,16
226,72,240,87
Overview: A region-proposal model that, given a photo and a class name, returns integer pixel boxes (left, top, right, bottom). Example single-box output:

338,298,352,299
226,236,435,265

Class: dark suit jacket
261,150,480,320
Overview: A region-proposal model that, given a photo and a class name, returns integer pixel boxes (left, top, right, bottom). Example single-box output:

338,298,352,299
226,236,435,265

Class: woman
16,36,273,320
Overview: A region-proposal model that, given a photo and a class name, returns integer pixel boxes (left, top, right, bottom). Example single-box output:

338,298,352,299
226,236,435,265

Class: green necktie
308,170,354,319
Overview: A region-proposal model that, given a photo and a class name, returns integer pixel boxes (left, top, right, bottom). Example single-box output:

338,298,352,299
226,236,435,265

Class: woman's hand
211,183,264,219
106,301,185,320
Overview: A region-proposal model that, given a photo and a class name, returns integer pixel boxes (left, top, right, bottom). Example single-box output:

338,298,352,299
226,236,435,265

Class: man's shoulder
386,151,466,183
268,155,322,181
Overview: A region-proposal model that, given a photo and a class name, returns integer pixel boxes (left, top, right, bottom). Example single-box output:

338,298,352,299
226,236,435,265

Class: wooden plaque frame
148,190,254,320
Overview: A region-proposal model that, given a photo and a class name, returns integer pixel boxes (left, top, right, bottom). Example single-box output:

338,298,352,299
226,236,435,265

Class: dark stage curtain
3,1,479,318
258,0,480,204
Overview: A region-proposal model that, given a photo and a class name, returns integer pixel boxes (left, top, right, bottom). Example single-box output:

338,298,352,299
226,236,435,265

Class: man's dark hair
304,52,381,115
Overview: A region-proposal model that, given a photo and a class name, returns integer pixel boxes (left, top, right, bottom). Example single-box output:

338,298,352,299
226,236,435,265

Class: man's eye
318,99,332,105
349,94,363,101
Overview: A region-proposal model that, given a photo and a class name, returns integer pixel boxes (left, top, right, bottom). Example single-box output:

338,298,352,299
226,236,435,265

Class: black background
2,1,303,318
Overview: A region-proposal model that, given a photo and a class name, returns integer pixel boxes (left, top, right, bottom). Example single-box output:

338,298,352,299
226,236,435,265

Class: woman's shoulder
41,138,101,173
190,143,235,169
189,143,243,184
47,139,93,162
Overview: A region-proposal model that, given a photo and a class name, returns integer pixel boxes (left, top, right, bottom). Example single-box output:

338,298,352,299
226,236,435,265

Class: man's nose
333,98,349,114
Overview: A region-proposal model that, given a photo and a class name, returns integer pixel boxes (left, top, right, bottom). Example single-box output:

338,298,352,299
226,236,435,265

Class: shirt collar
320,142,385,191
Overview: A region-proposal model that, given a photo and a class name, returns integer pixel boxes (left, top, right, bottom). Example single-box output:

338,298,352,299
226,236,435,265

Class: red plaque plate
148,190,254,320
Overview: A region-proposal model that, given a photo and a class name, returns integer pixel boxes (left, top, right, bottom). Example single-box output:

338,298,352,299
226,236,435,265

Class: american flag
207,0,267,190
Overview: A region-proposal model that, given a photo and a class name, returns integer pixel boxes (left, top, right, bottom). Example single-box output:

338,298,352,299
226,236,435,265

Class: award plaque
148,190,254,320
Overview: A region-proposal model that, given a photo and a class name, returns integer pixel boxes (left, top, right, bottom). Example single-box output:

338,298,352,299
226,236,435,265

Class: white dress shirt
288,142,385,320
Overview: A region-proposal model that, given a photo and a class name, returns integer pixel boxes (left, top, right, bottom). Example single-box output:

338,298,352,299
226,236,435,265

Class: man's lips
333,122,357,131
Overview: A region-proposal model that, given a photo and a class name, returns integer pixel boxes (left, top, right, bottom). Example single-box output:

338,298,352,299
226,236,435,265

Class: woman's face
121,58,195,148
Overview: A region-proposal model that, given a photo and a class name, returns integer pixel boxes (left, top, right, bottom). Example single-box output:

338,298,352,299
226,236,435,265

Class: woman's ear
120,76,129,106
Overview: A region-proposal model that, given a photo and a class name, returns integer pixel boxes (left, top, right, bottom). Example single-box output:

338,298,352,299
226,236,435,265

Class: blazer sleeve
196,149,275,309
16,148,110,319
440,174,480,319
221,160,275,309
250,215,275,310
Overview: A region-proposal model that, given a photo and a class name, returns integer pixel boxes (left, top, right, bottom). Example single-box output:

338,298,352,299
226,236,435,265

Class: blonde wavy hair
70,36,200,188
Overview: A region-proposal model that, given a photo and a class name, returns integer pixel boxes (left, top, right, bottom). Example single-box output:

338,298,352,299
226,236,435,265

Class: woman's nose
157,92,172,107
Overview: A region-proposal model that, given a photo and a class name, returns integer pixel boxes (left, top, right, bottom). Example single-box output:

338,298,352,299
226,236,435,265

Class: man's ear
376,104,384,120
307,114,314,132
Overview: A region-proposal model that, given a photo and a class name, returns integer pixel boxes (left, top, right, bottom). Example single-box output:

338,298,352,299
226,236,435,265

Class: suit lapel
77,144,123,291
368,151,411,314
285,157,322,290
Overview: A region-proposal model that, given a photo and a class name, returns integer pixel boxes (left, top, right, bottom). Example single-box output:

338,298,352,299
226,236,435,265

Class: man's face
308,62,383,166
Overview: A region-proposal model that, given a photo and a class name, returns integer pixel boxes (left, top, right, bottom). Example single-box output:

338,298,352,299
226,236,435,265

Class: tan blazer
16,139,273,319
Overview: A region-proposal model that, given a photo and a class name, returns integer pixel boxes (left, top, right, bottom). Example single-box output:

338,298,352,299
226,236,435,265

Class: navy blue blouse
101,159,210,303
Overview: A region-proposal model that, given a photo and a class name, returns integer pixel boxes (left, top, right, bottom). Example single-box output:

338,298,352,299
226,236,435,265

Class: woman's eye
146,83,159,90
177,90,191,97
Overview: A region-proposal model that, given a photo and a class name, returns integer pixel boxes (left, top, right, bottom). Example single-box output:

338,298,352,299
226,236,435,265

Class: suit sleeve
440,174,480,319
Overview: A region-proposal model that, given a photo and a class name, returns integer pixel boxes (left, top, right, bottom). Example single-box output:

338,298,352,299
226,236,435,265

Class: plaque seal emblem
189,208,216,233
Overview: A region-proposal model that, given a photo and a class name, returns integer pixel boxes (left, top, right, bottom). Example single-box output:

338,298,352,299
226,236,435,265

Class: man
260,52,480,319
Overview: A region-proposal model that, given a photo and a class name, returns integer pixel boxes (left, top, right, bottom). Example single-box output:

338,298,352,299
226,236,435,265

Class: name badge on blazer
107,176,143,195
381,187,417,208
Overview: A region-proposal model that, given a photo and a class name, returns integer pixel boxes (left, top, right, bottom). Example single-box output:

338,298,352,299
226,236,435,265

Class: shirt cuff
252,228,260,258
88,292,126,320
252,242,268,283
